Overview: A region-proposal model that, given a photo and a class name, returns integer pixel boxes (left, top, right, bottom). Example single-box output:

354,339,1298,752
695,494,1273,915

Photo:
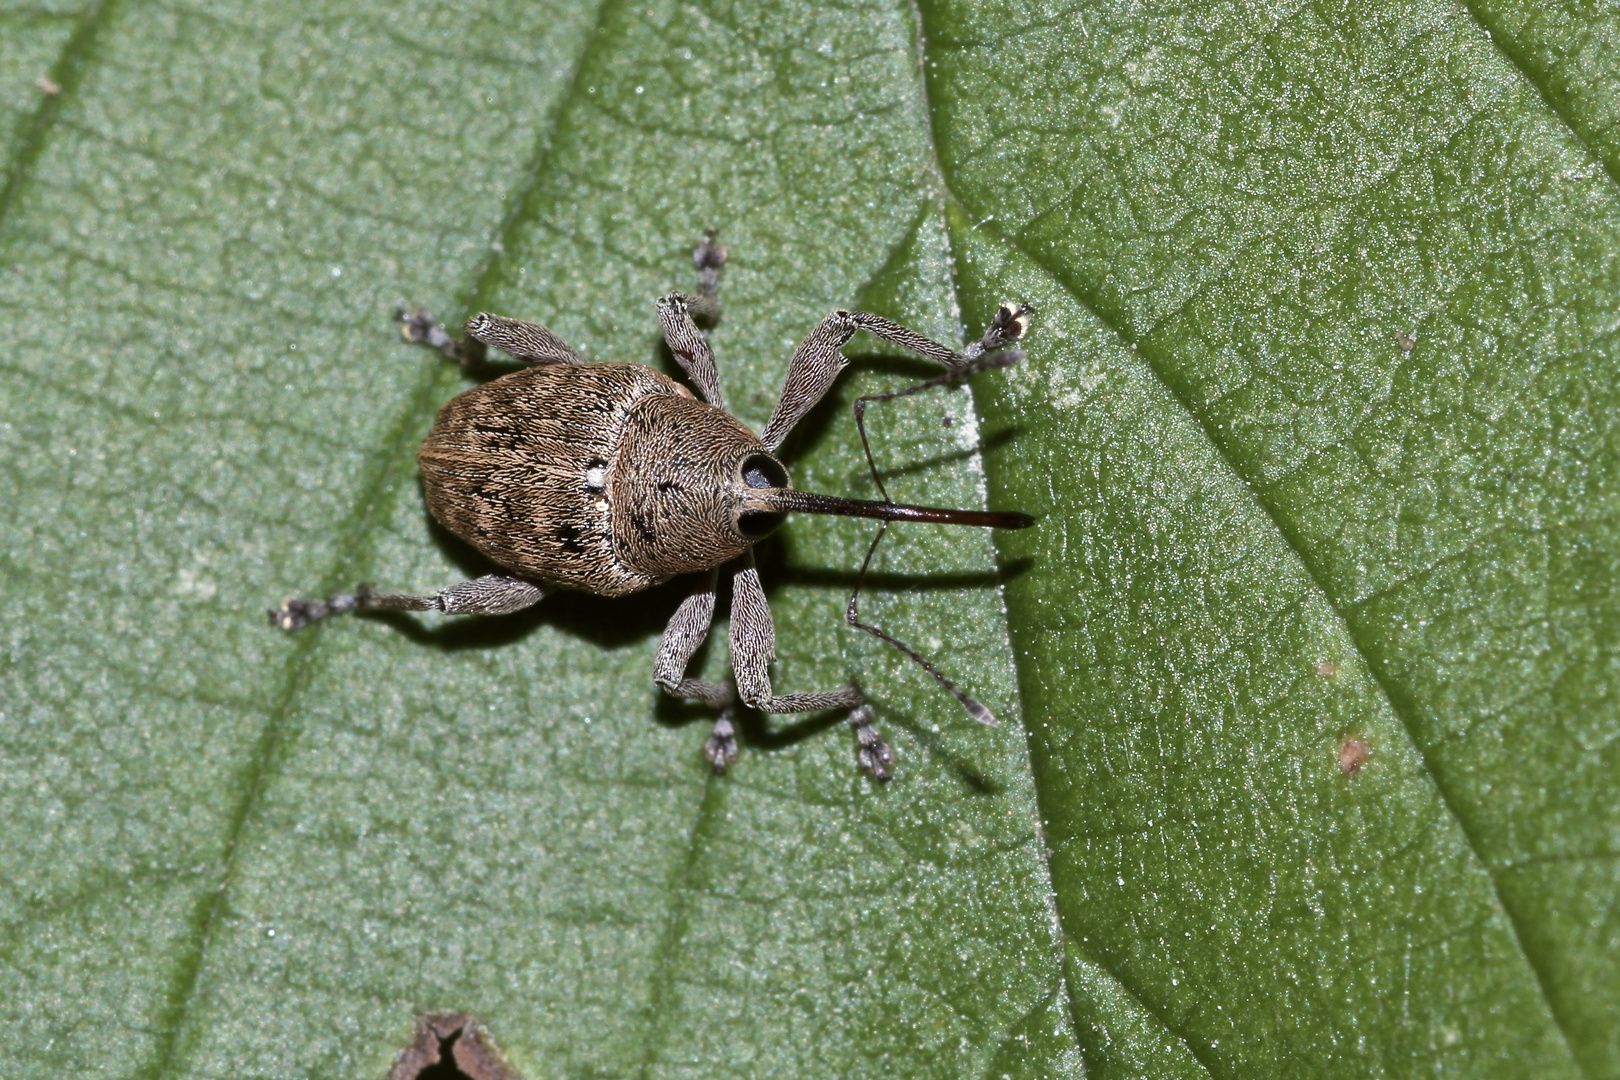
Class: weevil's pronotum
272,234,1033,779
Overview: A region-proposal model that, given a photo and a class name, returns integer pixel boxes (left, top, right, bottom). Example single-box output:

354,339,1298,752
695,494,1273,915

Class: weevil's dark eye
735,509,785,542
734,453,789,541
740,452,789,489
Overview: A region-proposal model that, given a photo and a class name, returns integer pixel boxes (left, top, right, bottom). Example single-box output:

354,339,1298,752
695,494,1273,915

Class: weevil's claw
850,705,894,782
704,709,740,773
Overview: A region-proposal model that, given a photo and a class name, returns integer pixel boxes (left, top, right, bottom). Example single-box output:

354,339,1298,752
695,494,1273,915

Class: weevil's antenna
845,519,1000,726
736,315,1034,726
834,344,1030,727
852,348,1023,503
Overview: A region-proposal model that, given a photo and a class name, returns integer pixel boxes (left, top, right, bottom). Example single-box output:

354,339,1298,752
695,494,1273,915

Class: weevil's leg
654,569,735,708
653,569,740,773
463,312,586,365
270,574,549,632
729,554,863,713
397,307,486,370
728,552,892,778
758,311,857,450
656,293,727,409
759,302,1030,450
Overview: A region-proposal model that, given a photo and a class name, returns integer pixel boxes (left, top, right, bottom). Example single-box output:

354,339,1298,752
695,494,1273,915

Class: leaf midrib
908,0,1592,1071
904,0,1213,1070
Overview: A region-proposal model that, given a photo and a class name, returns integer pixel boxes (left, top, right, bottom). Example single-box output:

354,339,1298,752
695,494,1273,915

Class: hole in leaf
389,1013,524,1080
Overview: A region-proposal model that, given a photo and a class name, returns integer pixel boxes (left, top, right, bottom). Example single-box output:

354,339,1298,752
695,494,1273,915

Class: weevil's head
612,393,799,579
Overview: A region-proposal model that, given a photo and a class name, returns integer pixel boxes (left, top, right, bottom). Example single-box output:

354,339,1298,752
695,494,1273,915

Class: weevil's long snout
740,488,1034,530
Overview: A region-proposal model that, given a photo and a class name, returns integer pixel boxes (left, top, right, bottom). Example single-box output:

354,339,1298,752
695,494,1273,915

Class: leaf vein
1455,0,1620,195
981,193,1591,1080
0,0,111,237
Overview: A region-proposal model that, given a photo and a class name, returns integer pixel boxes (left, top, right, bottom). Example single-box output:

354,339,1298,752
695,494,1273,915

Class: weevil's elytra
272,233,1034,780
414,360,766,596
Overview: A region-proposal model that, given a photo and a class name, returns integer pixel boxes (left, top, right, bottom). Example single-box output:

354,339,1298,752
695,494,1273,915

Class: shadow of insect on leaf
388,1014,523,1080
881,702,1002,795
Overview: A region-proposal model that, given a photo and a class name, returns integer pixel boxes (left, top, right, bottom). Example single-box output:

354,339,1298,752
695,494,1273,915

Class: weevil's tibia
270,574,549,631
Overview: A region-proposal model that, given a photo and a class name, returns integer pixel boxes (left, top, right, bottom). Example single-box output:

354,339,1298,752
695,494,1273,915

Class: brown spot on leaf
1338,736,1370,776
389,1013,524,1080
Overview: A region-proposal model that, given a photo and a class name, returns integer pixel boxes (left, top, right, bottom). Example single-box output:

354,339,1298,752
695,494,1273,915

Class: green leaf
0,0,1613,1078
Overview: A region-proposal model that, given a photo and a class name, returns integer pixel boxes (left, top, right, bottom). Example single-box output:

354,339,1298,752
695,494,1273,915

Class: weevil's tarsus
270,574,549,632
704,707,741,773
685,229,726,322
397,307,484,370
845,522,999,727
849,704,895,781
464,311,585,366
970,300,1031,358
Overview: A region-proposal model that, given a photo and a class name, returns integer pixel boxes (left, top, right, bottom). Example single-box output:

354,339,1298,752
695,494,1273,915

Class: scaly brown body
271,234,1031,779
418,362,767,597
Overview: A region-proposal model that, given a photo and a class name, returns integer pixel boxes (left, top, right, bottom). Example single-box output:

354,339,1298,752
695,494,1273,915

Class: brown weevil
271,233,1033,779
